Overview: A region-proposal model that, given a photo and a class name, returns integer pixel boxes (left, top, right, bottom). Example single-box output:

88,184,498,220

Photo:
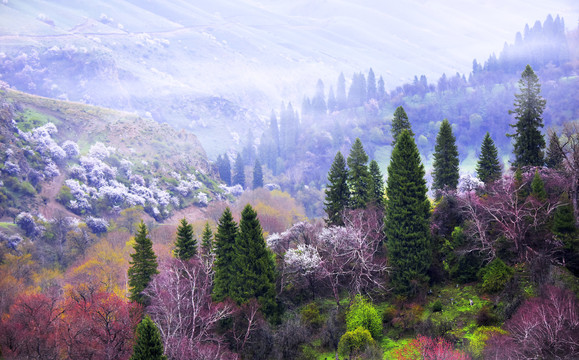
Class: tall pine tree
324,151,350,226
218,153,231,186
212,208,238,302
347,138,372,209
385,130,431,295
367,68,377,101
476,132,502,184
432,119,460,194
391,106,413,146
336,72,347,110
128,221,159,305
545,131,564,170
232,204,279,321
369,160,385,208
253,159,264,189
508,64,546,167
130,315,167,360
173,218,197,260
233,153,245,188
201,221,213,257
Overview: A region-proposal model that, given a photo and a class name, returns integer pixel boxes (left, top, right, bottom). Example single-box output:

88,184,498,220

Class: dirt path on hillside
38,173,79,219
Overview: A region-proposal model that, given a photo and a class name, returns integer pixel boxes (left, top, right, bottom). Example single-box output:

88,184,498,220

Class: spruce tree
324,151,350,226
232,204,279,321
367,68,377,101
545,131,564,170
336,72,347,110
312,79,327,114
347,138,372,209
530,169,547,201
233,153,245,188
130,315,167,360
432,119,460,194
508,64,546,167
173,218,197,260
553,192,576,235
253,159,264,189
201,221,213,256
377,76,386,101
368,160,385,208
222,153,231,186
327,86,337,113
385,130,431,295
391,106,413,146
212,208,238,302
128,221,159,305
476,132,502,184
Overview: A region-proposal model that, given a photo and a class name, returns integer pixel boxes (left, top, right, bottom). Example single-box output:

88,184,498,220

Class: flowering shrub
84,216,109,234
393,335,471,360
61,140,79,158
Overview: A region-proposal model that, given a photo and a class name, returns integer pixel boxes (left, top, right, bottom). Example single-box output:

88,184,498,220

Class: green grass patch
0,222,17,229
15,109,60,132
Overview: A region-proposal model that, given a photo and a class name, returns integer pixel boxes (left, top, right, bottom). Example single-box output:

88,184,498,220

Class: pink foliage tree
485,285,579,359
145,258,237,360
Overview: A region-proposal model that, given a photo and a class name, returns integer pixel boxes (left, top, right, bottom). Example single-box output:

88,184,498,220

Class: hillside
0,87,222,222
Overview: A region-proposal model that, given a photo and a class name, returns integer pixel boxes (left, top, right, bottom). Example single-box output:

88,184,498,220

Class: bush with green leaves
478,258,514,293
300,302,324,330
338,327,375,359
346,295,382,339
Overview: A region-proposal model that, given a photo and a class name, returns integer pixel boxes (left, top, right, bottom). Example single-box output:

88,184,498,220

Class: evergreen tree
385,130,431,295
232,204,279,321
347,138,372,209
508,64,546,167
173,218,197,260
545,131,564,170
201,221,214,257
218,153,231,186
476,132,502,184
212,208,238,302
553,192,576,235
128,221,159,305
324,151,350,226
253,159,264,189
312,78,327,114
130,315,167,360
367,68,377,101
391,106,413,146
233,153,245,188
327,86,337,113
377,76,386,101
432,119,460,193
530,169,547,200
368,160,385,208
336,72,347,110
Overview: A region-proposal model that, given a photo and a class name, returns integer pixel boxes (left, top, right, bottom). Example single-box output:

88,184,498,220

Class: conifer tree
327,86,337,113
553,192,576,235
368,160,385,208
232,204,279,321
324,151,350,226
545,131,564,170
253,159,264,189
212,208,238,302
508,64,546,167
312,79,327,114
201,221,214,257
530,169,547,200
336,72,347,110
217,153,231,186
347,138,372,209
476,132,502,184
377,76,386,101
391,106,413,146
173,218,197,260
385,130,431,295
233,153,245,188
432,119,460,193
128,221,159,305
130,315,167,360
367,68,377,101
